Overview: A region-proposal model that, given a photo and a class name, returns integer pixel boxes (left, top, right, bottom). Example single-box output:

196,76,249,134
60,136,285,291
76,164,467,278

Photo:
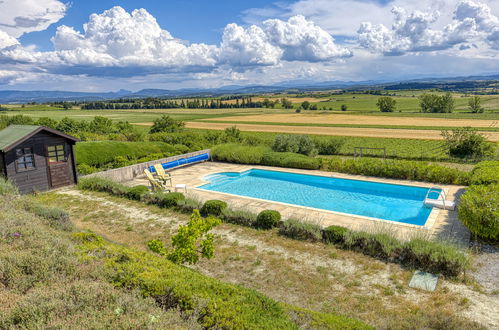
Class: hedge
73,233,367,329
458,184,498,241
322,224,469,277
201,200,228,217
212,144,470,185
256,210,281,229
469,161,499,185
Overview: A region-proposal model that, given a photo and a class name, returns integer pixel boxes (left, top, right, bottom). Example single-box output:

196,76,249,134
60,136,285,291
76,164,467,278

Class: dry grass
203,113,498,128
183,122,499,141
33,189,493,329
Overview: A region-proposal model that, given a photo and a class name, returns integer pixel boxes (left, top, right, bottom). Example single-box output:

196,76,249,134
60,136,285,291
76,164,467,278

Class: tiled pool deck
130,162,470,244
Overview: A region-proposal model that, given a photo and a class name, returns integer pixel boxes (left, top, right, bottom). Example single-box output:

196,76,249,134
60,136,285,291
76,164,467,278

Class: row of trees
375,94,485,113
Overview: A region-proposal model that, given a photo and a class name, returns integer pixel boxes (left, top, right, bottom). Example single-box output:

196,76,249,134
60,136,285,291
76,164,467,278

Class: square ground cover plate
409,271,439,291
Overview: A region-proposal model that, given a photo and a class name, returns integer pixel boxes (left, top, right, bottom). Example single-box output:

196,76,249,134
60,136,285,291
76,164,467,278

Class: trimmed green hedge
458,184,498,241
73,233,367,329
279,218,322,242
212,144,470,185
469,161,499,185
320,157,469,185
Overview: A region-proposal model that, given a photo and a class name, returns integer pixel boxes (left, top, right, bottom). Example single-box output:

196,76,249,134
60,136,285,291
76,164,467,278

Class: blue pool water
199,169,439,226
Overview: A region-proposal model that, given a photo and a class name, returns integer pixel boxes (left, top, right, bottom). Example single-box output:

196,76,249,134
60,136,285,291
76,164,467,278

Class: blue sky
0,0,498,91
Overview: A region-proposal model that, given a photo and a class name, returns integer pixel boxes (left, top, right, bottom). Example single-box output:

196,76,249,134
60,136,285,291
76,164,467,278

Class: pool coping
192,166,443,230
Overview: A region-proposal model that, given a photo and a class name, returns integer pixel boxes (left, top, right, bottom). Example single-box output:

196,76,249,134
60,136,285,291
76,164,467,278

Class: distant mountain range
0,74,497,103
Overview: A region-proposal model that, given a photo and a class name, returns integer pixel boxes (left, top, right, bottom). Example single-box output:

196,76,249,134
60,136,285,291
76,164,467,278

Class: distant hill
0,75,497,103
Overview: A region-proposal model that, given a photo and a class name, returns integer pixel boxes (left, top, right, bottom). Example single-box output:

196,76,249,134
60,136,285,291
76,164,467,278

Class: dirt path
54,188,499,329
203,113,498,128
178,122,499,141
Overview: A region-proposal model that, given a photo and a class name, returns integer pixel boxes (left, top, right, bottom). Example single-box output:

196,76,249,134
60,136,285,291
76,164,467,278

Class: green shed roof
0,125,79,152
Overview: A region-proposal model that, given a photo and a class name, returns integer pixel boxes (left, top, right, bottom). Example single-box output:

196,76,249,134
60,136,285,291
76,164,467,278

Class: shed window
16,147,35,171
47,144,67,163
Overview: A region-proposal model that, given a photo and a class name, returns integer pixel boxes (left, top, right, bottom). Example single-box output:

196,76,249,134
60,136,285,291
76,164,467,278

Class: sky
0,0,498,92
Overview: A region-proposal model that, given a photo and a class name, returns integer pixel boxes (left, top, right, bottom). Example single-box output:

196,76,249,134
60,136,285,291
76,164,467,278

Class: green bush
322,225,349,244
175,197,203,214
25,203,73,232
211,143,268,164
279,219,322,242
262,151,320,170
73,233,365,329
221,208,257,227
343,231,402,260
77,163,99,175
441,127,494,159
256,210,281,229
458,184,498,241
201,200,228,217
469,161,499,185
272,134,318,156
77,177,129,197
143,192,186,208
320,157,469,185
126,185,150,201
314,137,345,155
0,177,18,195
402,239,469,277
74,141,180,169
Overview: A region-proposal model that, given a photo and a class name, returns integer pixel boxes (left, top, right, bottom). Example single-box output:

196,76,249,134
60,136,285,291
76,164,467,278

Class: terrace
128,161,470,244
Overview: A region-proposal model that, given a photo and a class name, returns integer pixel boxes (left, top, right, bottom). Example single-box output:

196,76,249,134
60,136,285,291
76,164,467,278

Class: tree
441,127,494,159
468,96,484,113
376,96,397,112
147,210,221,265
419,93,454,113
263,98,271,108
281,98,293,109
35,117,58,129
341,104,348,111
301,101,310,110
89,116,114,134
62,102,72,110
149,115,185,133
309,104,318,110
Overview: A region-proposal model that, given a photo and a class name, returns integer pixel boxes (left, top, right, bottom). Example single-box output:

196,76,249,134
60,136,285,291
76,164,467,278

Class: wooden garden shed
0,125,79,194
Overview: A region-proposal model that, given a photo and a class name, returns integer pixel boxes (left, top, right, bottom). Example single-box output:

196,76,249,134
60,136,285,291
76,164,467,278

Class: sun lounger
153,164,172,186
144,169,171,192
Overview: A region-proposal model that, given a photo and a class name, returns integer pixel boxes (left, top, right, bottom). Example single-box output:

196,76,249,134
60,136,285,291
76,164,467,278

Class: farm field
181,122,499,142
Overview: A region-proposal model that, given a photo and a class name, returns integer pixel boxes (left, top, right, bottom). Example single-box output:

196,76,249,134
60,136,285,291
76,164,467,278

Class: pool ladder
424,186,455,210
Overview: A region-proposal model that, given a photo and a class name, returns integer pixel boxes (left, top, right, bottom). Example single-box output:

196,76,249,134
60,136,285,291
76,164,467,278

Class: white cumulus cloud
358,0,499,55
0,0,66,38
220,15,351,66
0,30,19,49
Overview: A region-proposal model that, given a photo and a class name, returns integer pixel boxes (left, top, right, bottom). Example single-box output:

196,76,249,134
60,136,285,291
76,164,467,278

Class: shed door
46,144,71,188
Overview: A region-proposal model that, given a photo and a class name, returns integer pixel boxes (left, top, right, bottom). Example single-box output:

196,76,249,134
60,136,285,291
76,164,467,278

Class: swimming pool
199,169,439,226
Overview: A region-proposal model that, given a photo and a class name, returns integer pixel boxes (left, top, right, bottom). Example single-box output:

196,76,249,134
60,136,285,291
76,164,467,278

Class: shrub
144,192,185,208
469,161,499,185
272,135,318,156
149,115,185,133
402,239,469,277
458,184,498,241
77,163,98,175
343,231,402,260
77,177,129,197
126,185,150,201
441,127,494,159
279,219,322,242
0,177,18,195
25,203,73,232
201,200,228,216
322,225,349,244
314,137,345,155
175,197,203,214
211,144,268,164
320,157,469,185
221,208,257,227
256,210,281,229
262,151,320,170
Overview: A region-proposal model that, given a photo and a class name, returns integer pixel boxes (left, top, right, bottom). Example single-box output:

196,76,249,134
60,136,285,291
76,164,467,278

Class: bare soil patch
181,122,499,141
204,113,498,128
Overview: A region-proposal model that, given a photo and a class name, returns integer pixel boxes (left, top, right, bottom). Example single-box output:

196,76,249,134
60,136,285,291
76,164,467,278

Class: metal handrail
425,186,446,209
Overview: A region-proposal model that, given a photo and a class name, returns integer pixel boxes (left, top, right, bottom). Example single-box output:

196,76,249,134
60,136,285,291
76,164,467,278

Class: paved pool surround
129,161,470,244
